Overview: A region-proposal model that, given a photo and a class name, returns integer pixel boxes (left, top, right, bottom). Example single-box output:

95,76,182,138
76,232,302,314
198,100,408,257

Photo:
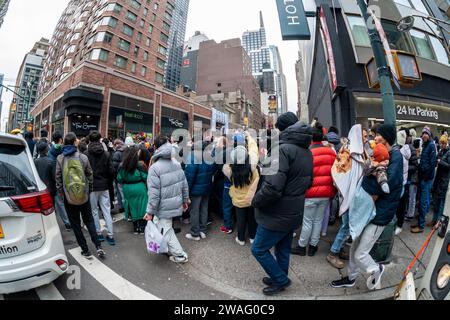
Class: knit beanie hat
397,130,407,146
275,112,298,132
373,143,390,163
409,128,417,141
422,126,432,138
377,124,396,146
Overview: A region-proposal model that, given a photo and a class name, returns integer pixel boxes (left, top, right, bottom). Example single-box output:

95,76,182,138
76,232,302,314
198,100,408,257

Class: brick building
31,0,211,139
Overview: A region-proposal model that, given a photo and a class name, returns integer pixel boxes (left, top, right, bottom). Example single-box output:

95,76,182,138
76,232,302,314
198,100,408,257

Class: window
152,13,156,22
146,37,151,46
97,31,113,44
75,21,84,30
164,11,172,20
410,30,434,60
122,24,134,37
143,51,149,61
158,45,167,55
130,0,141,10
143,8,148,16
382,21,413,53
106,2,122,13
131,62,137,73
140,19,145,28
429,36,450,65
118,38,131,52
141,66,147,76
153,3,159,11
66,45,76,54
90,49,109,61
70,33,80,41
62,59,72,68
155,72,164,83
114,55,128,69
394,0,429,13
137,32,142,42
160,32,169,44
126,11,137,23
148,25,153,33
156,58,165,69
134,46,139,58
94,16,117,29
162,21,170,33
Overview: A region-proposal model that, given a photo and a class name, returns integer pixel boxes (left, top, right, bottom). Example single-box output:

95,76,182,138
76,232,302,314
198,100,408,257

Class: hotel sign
276,0,310,40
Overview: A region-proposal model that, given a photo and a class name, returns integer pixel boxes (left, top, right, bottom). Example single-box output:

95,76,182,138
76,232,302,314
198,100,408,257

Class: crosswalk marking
35,283,65,300
68,248,160,300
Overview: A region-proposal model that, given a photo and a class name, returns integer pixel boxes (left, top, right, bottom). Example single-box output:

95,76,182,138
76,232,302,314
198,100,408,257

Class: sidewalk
176,215,437,300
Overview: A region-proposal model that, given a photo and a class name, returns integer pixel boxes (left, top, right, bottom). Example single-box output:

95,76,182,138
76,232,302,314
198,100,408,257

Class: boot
327,252,344,269
339,249,349,261
308,244,318,257
139,220,147,234
133,221,139,235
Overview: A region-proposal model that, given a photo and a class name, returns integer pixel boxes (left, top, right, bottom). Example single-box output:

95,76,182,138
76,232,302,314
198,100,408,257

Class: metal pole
357,0,397,126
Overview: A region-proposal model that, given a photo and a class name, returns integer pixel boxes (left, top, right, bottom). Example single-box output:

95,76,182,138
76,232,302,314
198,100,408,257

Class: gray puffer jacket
146,143,189,219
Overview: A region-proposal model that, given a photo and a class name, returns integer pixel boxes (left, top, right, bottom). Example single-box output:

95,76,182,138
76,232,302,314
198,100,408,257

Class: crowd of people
21,111,449,296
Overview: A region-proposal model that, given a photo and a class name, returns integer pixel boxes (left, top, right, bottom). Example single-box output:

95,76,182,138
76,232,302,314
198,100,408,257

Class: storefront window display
161,106,189,137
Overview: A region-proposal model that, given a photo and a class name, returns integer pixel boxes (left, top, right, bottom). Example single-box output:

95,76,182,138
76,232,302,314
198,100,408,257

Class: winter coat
395,144,411,186
117,164,148,221
407,144,419,184
146,143,189,219
326,132,342,153
46,145,63,197
434,148,450,199
112,144,127,174
34,155,54,195
437,147,449,161
85,142,115,191
33,138,51,159
362,148,404,226
305,142,337,199
55,146,93,201
419,140,437,182
252,122,314,232
26,138,36,155
184,141,217,196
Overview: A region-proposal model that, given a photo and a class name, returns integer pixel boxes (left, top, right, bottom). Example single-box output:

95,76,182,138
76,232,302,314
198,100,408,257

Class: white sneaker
250,238,255,244
395,227,402,236
235,237,245,246
169,255,189,264
293,232,297,238
185,233,200,241
200,232,207,239
367,264,385,290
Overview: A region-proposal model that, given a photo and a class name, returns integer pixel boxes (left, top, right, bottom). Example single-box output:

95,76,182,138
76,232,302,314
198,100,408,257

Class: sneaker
330,276,356,288
411,226,424,233
395,227,403,236
182,218,190,225
291,245,306,256
81,250,93,260
64,224,72,231
96,247,106,259
106,236,116,246
185,233,200,241
220,226,233,234
235,237,245,246
308,244,318,257
250,238,255,244
367,264,385,290
206,220,213,226
98,234,105,242
327,252,344,269
169,255,189,264
200,232,207,239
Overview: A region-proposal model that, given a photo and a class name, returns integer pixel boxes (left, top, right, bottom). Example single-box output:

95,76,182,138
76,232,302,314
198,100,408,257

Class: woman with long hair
138,146,152,172
223,132,260,246
117,146,148,234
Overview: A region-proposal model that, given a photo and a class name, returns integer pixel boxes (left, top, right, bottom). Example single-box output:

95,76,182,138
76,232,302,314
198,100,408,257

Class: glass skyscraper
164,0,190,91
0,0,11,29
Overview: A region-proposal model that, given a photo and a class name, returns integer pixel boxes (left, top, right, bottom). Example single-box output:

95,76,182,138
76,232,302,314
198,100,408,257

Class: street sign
276,0,310,40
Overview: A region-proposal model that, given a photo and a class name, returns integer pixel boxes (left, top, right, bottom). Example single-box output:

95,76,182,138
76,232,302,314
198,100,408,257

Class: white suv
0,133,68,294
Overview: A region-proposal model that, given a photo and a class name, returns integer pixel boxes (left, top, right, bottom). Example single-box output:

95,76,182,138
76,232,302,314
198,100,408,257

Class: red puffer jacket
305,142,337,199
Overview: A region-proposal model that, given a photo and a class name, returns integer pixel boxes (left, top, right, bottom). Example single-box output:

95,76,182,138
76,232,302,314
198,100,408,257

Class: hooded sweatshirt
85,141,114,191
326,132,342,153
146,143,189,219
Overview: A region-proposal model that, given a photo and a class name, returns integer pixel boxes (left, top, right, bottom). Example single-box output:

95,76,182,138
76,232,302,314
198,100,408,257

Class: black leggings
236,207,257,241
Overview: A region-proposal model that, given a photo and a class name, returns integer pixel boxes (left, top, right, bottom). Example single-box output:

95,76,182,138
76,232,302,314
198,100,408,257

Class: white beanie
397,130,407,146
125,137,134,146
409,128,417,141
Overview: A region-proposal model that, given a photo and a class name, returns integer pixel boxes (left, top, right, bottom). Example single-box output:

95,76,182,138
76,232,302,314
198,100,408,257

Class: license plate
0,223,4,239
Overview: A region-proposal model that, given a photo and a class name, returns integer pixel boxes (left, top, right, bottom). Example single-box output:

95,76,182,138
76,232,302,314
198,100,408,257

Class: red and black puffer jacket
305,142,337,199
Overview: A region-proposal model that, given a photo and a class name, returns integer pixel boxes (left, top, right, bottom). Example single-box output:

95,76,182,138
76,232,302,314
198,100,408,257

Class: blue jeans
433,196,446,222
330,211,349,254
418,180,433,229
223,187,233,230
251,225,294,286
54,193,70,226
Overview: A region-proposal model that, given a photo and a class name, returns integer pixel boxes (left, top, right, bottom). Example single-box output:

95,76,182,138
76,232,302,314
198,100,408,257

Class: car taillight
55,259,68,271
11,190,55,215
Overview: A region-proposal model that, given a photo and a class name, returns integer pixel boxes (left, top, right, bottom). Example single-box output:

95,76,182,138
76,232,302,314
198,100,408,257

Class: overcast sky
0,0,305,131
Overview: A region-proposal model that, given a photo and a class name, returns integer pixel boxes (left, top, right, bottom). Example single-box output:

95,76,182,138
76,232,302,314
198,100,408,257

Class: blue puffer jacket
419,140,437,182
362,148,404,226
184,141,217,196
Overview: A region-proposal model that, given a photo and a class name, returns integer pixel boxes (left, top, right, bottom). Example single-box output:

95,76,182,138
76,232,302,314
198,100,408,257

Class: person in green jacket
117,146,148,234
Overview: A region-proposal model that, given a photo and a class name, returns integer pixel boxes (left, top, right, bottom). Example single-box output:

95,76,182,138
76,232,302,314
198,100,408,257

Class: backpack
62,154,89,205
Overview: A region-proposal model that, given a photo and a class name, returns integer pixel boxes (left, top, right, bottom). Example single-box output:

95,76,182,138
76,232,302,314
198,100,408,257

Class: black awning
63,88,104,117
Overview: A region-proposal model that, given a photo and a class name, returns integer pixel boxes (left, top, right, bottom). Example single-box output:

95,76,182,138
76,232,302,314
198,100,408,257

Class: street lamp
396,14,450,57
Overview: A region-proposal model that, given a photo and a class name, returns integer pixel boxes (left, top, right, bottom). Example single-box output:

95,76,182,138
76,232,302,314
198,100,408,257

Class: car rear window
0,143,38,197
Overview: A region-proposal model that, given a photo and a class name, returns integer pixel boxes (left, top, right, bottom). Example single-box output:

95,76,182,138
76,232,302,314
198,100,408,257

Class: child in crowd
365,143,390,200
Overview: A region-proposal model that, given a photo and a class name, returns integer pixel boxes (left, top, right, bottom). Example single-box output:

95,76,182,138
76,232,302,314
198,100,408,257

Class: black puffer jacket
85,142,114,191
434,148,450,198
252,122,313,232
408,144,419,184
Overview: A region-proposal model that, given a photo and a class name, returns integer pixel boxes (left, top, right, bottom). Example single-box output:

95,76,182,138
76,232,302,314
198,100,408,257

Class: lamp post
23,76,37,132
357,0,397,126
